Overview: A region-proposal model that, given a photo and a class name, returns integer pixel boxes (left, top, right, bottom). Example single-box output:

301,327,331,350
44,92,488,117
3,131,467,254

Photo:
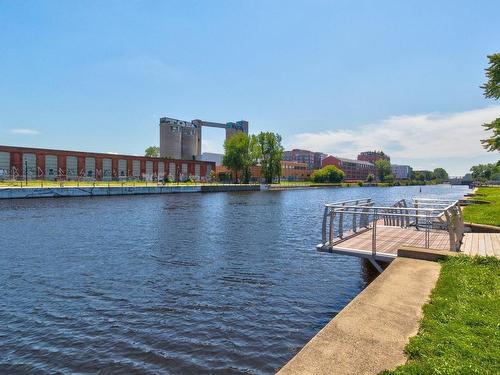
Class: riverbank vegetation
375,159,392,182
463,187,500,226
470,161,500,182
310,165,344,183
222,131,283,184
382,256,500,375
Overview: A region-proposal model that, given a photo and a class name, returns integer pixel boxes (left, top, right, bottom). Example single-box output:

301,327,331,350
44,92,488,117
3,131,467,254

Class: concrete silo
181,124,199,160
160,116,249,160
159,117,182,159
225,120,249,140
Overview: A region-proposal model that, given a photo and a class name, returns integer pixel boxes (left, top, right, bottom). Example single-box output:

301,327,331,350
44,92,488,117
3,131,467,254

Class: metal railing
320,198,464,255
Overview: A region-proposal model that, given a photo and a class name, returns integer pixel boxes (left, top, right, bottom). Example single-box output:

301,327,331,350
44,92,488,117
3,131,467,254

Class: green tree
256,132,284,184
470,161,500,181
366,173,375,182
222,133,258,183
413,170,433,181
480,53,500,151
432,168,449,181
384,174,395,184
375,159,391,182
145,146,160,157
310,165,345,183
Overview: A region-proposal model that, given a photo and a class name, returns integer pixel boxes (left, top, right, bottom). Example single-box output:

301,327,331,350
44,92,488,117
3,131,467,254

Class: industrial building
357,150,390,164
322,155,376,181
0,145,215,182
281,161,310,181
200,152,224,166
391,164,413,180
283,149,326,170
159,117,248,160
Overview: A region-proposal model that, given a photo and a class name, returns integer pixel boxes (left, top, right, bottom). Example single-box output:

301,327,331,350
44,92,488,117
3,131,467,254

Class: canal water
0,185,469,374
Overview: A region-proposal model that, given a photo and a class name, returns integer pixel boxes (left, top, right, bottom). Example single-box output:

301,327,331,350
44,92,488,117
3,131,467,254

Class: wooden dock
318,198,499,272
322,227,500,259
460,232,500,257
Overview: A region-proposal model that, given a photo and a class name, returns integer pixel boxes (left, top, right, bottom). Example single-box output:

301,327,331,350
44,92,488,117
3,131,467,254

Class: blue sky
1,0,499,175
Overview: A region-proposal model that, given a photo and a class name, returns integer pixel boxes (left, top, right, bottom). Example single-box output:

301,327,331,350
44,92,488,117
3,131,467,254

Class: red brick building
322,155,376,181
281,161,310,181
357,151,390,164
283,149,326,170
0,145,215,182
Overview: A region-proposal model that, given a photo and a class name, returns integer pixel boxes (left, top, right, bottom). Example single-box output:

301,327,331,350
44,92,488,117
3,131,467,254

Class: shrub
163,175,175,183
384,174,395,184
310,165,345,183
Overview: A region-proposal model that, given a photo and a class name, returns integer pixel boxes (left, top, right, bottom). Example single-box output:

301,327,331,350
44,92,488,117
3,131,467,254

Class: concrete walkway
278,257,441,375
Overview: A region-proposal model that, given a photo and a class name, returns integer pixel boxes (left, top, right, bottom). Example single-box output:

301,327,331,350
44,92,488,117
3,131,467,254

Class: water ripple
0,186,469,373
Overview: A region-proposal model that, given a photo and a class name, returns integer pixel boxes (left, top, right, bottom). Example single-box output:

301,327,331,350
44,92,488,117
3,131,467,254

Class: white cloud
10,128,40,135
287,106,500,160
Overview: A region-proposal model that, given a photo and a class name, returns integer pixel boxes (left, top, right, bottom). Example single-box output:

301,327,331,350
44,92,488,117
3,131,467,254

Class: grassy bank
463,187,500,226
382,256,500,375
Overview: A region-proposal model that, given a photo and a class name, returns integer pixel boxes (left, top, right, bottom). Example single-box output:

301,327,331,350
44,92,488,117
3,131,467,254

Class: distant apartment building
322,155,376,181
281,161,310,181
391,164,412,180
357,151,390,164
284,149,325,170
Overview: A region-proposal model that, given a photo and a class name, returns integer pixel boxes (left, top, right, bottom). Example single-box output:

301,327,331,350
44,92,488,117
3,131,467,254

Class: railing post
425,211,430,248
455,204,464,246
444,209,454,251
338,205,344,239
372,209,377,256
329,211,335,249
321,206,329,245
415,200,419,229
352,200,358,233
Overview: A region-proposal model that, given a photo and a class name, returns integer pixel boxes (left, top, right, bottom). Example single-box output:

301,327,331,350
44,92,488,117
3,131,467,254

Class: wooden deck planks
330,228,500,259
484,233,493,256
332,226,451,255
493,234,500,257
459,233,500,257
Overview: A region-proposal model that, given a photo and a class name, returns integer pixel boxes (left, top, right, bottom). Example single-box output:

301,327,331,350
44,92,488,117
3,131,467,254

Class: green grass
463,187,500,227
381,256,500,375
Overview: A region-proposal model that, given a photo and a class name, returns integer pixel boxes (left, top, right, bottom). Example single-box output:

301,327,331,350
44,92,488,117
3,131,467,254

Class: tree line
222,132,284,184
469,161,500,182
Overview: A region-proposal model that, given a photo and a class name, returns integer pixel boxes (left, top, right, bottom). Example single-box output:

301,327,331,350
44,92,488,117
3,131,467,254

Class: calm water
0,185,469,374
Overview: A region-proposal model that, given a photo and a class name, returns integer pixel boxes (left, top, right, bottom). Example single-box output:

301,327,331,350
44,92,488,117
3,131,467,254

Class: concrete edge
397,246,458,262
277,257,441,375
464,222,500,233
0,184,261,199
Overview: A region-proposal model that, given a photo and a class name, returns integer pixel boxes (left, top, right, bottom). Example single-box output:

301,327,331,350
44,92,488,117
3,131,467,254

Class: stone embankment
0,184,260,199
